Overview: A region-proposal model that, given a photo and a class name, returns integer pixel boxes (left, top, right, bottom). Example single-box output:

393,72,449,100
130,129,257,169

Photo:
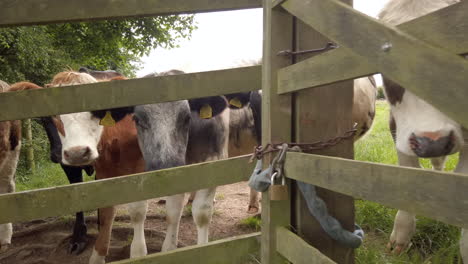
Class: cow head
48,71,133,166
78,67,124,81
383,78,463,158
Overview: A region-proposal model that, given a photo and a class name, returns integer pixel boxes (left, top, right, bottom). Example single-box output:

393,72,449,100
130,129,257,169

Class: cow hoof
247,205,259,214
69,240,87,255
386,240,411,255
0,243,10,253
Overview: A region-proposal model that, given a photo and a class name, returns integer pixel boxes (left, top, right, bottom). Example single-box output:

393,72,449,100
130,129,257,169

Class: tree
0,15,195,85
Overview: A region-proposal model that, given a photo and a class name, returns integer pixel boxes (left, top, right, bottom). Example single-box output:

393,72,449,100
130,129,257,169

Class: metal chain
250,126,357,162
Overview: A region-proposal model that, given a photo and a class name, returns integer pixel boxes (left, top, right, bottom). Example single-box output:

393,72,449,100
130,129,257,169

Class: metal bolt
381,42,393,52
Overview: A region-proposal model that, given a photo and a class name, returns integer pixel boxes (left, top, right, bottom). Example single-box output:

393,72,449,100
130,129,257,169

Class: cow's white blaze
391,91,463,156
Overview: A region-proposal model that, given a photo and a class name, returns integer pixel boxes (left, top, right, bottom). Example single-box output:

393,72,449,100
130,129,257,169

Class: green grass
354,101,461,263
239,216,261,232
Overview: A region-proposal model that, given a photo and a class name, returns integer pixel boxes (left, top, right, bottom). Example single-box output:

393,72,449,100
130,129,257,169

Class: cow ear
92,106,135,126
188,96,228,119
224,92,251,109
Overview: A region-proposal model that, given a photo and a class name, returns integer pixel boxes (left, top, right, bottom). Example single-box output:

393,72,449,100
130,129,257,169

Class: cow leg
0,151,19,252
187,192,196,204
0,178,14,252
388,150,419,254
161,193,184,252
89,206,115,264
455,130,468,263
192,187,216,245
248,188,260,214
62,164,88,255
430,156,447,171
126,200,148,258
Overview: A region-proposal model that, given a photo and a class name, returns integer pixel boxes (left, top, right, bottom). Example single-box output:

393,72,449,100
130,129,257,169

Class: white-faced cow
37,68,124,255
226,76,377,213
378,0,467,259
0,82,42,252
49,70,229,263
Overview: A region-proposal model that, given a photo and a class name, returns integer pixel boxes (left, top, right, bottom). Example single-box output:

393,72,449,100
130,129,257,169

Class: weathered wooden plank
0,66,261,122
0,155,255,224
278,0,468,93
276,227,335,264
271,0,286,9
261,1,293,263
280,0,468,129
277,47,376,94
284,152,468,229
0,0,262,27
112,232,261,264
292,14,355,264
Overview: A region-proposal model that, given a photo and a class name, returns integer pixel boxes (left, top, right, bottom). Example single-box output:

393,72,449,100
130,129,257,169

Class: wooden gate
1,0,468,263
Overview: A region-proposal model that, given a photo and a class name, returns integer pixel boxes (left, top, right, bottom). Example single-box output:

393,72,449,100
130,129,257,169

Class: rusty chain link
250,126,357,162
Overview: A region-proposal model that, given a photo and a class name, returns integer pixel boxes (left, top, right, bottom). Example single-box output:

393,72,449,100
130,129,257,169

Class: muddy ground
0,182,260,264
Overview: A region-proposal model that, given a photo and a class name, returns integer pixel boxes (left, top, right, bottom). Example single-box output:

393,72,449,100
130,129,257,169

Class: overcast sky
137,0,390,76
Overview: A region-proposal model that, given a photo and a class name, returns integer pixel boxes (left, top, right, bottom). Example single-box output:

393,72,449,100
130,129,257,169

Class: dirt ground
0,182,260,264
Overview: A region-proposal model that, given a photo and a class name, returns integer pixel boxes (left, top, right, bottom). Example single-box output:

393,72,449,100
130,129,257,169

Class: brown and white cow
50,70,229,263
378,0,467,259
226,76,377,213
0,81,42,252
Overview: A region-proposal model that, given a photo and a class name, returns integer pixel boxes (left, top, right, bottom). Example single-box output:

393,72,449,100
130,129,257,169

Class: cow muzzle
409,131,455,158
63,146,94,165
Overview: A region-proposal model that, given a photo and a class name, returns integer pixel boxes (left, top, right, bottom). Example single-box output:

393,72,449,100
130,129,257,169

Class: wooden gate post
261,0,294,263
292,0,355,263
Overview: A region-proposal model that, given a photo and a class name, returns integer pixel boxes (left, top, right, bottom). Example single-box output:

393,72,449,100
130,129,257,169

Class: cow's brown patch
8,82,41,92
9,120,21,150
383,78,405,105
52,116,66,137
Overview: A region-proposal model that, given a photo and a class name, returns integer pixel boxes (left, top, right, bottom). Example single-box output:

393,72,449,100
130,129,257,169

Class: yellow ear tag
229,97,243,108
99,111,116,127
199,104,213,119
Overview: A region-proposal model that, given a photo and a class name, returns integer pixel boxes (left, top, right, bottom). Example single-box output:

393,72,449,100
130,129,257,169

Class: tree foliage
0,15,195,85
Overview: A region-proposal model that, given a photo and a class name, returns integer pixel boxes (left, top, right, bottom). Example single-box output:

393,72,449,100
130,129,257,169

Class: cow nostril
84,147,91,156
64,151,70,158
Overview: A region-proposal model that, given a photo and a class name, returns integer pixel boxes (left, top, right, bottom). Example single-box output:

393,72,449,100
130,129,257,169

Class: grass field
13,100,463,263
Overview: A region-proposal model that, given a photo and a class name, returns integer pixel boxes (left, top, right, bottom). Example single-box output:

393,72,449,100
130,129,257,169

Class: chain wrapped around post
248,126,364,248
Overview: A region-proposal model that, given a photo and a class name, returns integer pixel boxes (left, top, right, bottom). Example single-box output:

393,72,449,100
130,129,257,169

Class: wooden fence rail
277,0,468,93
284,152,468,229
0,0,262,27
112,232,261,264
0,66,261,121
276,227,335,264
0,155,255,224
280,0,468,129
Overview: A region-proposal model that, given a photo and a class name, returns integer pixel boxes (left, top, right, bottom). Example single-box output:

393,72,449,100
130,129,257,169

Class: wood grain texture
0,66,261,121
0,0,262,27
0,155,254,224
292,12,355,263
112,232,261,264
277,0,468,95
261,1,293,263
284,152,468,229
276,227,336,264
280,0,468,130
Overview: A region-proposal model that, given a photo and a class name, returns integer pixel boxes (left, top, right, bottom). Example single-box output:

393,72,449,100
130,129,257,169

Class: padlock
270,172,288,201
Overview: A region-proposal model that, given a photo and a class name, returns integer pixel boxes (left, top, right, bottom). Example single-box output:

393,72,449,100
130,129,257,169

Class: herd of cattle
1,0,467,263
